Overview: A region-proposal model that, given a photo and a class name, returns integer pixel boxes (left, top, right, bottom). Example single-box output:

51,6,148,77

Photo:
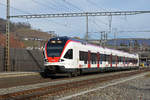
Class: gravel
1,70,150,100
57,72,150,100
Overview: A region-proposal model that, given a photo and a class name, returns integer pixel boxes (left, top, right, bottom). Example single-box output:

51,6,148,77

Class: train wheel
73,71,78,77
42,72,48,78
68,73,72,78
77,69,81,76
41,70,48,78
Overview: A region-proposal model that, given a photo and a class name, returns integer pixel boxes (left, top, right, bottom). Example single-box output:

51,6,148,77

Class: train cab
43,37,77,75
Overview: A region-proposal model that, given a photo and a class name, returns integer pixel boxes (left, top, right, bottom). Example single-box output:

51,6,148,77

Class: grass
23,40,43,47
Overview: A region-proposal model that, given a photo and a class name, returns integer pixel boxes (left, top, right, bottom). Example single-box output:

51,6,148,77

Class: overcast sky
0,0,150,39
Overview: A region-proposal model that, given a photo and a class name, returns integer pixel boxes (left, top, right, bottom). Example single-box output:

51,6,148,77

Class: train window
129,58,131,63
129,58,132,63
47,39,66,57
64,49,73,59
125,58,128,64
91,53,97,64
127,58,129,63
126,58,128,63
121,57,124,62
100,54,103,63
106,55,110,62
133,59,138,64
100,60,102,64
130,58,133,63
79,51,88,60
112,56,116,63
79,51,84,61
79,51,88,64
84,60,87,64
133,59,135,63
118,56,124,62
101,54,106,61
136,59,138,63
118,56,121,62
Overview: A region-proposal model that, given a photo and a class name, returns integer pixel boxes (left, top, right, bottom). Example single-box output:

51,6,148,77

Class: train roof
49,36,138,58
49,36,84,43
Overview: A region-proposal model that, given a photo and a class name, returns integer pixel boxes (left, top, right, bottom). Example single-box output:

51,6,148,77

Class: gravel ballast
0,71,150,100
58,72,150,100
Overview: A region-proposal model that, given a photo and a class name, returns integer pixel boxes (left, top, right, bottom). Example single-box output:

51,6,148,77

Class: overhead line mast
5,0,10,71
10,10,150,41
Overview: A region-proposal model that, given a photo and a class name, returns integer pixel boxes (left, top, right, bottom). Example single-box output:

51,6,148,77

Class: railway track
0,68,149,100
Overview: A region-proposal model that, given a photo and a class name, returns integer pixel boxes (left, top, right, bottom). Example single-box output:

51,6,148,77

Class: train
43,36,139,77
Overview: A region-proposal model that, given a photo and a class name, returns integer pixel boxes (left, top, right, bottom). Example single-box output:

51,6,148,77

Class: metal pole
114,32,117,49
100,32,102,46
101,31,105,46
114,28,117,49
104,32,106,46
5,0,10,71
105,32,108,46
86,15,88,41
109,16,112,33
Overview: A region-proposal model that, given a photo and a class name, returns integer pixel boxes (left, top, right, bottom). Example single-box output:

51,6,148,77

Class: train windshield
46,39,67,57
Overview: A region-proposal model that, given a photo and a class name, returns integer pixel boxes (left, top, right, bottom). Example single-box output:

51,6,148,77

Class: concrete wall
0,46,44,72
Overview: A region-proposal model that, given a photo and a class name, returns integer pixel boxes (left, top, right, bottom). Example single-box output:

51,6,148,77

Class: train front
43,37,69,75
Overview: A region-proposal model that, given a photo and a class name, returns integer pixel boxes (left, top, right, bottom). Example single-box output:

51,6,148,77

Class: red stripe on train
88,51,91,68
97,52,100,68
110,54,112,67
45,42,48,59
60,40,71,58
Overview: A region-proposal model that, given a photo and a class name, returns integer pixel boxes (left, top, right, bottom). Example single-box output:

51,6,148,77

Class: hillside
0,18,31,33
12,28,53,40
0,33,24,48
0,18,54,48
0,18,53,40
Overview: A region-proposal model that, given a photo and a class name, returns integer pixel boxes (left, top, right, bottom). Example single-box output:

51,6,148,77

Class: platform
0,72,41,78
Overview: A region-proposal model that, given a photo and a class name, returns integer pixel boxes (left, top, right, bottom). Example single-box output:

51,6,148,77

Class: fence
0,46,44,72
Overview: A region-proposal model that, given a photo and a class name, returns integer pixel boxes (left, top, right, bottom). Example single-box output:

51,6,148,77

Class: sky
0,0,150,39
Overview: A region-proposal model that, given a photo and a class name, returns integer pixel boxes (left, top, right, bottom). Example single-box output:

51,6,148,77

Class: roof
49,36,138,57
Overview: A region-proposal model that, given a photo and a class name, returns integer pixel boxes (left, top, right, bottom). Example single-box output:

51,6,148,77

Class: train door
110,54,112,67
97,52,100,68
116,56,118,67
123,56,125,67
127,58,129,67
73,46,79,68
63,49,74,68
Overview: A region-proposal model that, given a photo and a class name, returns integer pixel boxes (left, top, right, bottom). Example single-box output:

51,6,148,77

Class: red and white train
43,36,139,77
